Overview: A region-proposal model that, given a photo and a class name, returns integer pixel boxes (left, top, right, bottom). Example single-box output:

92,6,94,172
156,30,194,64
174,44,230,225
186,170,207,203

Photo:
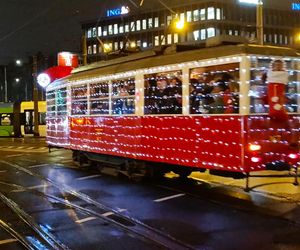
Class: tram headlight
248,143,261,152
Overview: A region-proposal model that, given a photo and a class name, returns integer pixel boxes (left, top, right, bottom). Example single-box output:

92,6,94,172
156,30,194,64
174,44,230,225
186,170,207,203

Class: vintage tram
45,44,300,187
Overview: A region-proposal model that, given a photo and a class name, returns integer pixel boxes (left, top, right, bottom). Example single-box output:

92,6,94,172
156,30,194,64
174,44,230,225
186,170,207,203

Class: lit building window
161,35,165,45
193,9,199,21
207,27,215,38
174,33,178,43
207,7,215,20
99,45,102,53
234,30,239,36
98,26,102,37
125,24,129,32
180,13,185,22
154,36,159,46
119,25,124,33
274,34,278,43
108,25,113,35
136,20,141,31
193,30,199,40
142,19,147,29
216,8,221,20
92,27,97,37
114,24,118,34
148,18,153,28
131,21,135,31
114,42,118,50
200,8,206,20
93,44,97,54
103,27,107,36
142,42,147,48
120,41,124,49
167,34,172,44
167,15,172,25
229,30,233,35
200,29,206,40
87,29,92,38
137,40,141,47
186,11,192,22
154,17,159,27
88,45,92,54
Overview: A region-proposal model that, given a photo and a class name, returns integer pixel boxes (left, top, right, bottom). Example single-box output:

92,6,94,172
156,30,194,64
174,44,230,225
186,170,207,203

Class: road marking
5,154,24,158
17,146,24,149
28,164,49,169
101,211,114,217
76,174,101,181
61,160,74,164
27,147,35,149
75,216,97,224
0,238,18,245
154,193,185,202
27,184,50,190
0,170,7,173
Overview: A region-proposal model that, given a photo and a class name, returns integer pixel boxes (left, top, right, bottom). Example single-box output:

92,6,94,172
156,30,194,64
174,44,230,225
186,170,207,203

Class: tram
45,44,300,183
0,101,46,137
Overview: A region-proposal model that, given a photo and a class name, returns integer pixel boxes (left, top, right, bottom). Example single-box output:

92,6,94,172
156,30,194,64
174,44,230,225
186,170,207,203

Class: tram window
71,84,87,99
71,84,88,115
72,101,88,115
90,82,109,115
90,82,109,98
111,78,135,115
39,113,46,125
250,58,299,114
91,100,109,115
144,70,182,115
57,88,67,115
0,114,12,126
46,91,56,114
189,63,239,114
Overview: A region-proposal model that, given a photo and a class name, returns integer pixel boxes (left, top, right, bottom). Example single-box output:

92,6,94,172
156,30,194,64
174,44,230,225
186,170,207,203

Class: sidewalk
189,170,300,224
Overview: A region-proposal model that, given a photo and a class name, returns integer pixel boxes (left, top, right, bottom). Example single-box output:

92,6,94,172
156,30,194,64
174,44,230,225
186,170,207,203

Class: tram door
24,109,34,134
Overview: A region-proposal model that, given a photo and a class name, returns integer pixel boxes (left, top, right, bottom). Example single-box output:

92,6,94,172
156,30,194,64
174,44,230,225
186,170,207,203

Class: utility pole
32,55,40,137
82,34,87,66
256,0,264,45
4,66,7,102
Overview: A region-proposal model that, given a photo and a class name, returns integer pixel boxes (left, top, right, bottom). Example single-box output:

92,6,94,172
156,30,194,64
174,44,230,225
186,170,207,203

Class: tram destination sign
238,0,259,4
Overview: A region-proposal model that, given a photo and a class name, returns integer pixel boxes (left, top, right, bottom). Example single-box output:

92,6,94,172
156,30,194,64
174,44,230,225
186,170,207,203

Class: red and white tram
46,44,300,187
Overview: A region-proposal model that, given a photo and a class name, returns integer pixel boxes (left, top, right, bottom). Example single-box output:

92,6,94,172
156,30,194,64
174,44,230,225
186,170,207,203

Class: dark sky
0,0,127,64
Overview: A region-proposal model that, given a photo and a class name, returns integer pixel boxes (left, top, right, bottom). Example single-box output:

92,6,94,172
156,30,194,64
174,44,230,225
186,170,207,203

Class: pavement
187,170,300,225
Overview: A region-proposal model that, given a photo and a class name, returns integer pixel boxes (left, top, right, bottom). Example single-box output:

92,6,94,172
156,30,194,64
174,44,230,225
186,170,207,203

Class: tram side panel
68,115,244,172
245,115,300,171
46,116,70,147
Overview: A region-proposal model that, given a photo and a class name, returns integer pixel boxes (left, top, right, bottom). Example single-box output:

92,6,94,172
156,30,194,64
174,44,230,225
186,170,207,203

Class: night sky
0,0,126,64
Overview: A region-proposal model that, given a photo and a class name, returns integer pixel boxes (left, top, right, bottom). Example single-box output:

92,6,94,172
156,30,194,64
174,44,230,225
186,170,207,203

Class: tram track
0,160,195,250
0,191,69,250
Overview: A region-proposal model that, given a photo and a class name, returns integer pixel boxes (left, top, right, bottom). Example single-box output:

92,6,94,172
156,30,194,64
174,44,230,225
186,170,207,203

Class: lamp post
4,66,7,102
256,0,263,45
32,55,40,137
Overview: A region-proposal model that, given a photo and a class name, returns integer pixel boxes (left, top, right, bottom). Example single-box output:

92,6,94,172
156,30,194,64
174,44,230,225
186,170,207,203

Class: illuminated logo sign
239,0,259,4
57,52,79,68
106,6,130,17
292,3,300,10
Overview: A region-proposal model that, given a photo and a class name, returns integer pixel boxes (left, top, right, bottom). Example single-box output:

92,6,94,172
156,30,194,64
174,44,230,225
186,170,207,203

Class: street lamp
16,59,22,66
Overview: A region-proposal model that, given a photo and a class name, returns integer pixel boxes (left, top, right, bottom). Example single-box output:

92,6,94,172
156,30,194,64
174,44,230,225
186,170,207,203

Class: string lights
46,53,300,173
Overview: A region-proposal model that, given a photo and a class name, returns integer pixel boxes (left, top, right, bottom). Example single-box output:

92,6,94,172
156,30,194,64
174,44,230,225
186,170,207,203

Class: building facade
82,0,300,63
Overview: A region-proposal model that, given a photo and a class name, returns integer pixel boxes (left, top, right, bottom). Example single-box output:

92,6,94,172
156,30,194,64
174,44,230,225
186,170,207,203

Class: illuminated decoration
58,52,79,68
292,3,300,10
46,51,300,175
106,6,130,17
38,66,73,88
37,73,51,88
267,58,288,121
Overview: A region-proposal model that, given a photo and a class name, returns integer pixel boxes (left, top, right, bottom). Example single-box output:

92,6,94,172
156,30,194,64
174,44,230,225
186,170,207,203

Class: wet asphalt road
0,137,300,250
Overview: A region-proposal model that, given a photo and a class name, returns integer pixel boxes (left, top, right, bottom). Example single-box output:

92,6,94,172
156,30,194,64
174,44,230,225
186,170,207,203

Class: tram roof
50,44,300,87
